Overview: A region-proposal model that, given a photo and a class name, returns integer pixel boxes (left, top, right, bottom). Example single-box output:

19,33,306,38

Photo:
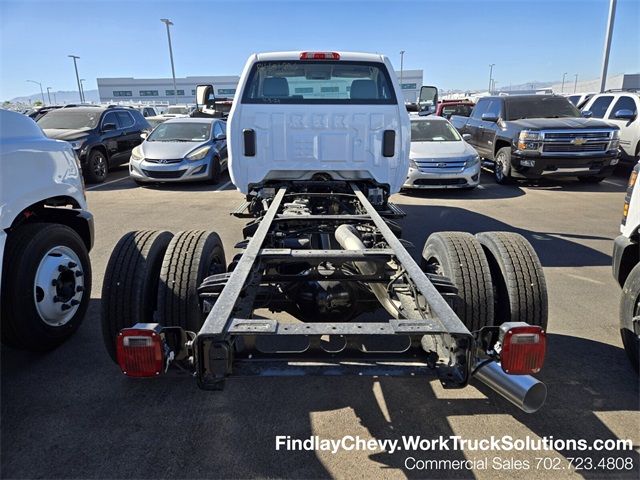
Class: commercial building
96,69,424,104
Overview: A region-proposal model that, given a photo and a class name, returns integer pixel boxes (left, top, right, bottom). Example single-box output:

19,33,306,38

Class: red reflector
300,51,340,60
500,326,546,375
116,326,164,377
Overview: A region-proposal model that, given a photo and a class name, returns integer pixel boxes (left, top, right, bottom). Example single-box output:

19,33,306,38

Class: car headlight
465,155,480,168
186,146,211,161
517,130,541,151
131,146,143,161
409,158,417,168
69,139,85,150
611,129,620,139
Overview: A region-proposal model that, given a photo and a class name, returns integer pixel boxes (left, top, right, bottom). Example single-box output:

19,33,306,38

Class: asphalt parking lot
2,166,639,479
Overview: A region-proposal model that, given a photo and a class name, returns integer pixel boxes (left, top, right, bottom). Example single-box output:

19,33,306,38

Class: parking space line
215,180,232,191
86,176,130,191
603,179,626,188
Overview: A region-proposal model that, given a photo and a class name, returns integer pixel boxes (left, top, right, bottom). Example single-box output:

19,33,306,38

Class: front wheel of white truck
1,223,92,351
620,262,640,374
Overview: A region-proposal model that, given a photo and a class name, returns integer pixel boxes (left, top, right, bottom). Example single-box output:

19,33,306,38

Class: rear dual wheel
421,231,547,331
101,230,226,362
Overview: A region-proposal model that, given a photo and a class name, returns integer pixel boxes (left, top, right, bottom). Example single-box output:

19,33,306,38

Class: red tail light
300,51,340,60
116,324,165,377
499,323,546,375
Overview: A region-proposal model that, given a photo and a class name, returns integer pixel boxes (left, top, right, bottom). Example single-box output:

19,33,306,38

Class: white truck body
0,109,87,292
227,51,411,194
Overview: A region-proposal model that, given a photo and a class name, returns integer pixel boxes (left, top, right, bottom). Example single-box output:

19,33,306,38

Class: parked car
403,116,480,190
451,95,619,184
160,105,195,118
581,90,640,163
145,115,168,129
129,117,227,184
27,105,64,121
612,161,640,372
37,106,151,183
435,99,475,119
0,109,93,351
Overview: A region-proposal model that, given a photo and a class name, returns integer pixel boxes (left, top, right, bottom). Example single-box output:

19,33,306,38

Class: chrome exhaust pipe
335,224,400,318
474,361,547,413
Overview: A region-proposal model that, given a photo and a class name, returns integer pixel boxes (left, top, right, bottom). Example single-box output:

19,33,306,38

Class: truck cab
227,51,411,196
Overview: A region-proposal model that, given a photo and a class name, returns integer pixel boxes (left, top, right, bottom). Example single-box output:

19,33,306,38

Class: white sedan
403,115,481,190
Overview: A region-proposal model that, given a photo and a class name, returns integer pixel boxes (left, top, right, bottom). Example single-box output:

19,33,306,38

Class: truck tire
1,223,91,351
421,232,494,331
85,149,109,184
476,232,548,329
494,147,513,185
619,262,640,373
101,230,174,362
156,231,226,332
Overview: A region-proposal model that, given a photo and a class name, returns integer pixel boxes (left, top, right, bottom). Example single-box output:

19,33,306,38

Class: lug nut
76,286,84,293
58,265,68,272
53,296,60,303
68,262,77,268
75,271,83,277
61,304,71,311
51,279,58,286
70,299,80,306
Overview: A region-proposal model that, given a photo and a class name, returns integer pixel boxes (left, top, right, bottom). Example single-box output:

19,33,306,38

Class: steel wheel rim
33,246,85,326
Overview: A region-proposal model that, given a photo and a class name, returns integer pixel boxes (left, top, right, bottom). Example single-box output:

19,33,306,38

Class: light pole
46,86,52,104
80,79,86,103
68,55,83,102
161,18,178,105
600,0,617,92
561,72,568,93
488,64,495,93
399,50,405,102
26,80,45,105
573,74,579,93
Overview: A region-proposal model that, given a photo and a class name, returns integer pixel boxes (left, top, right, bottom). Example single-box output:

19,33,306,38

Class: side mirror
418,85,438,113
614,109,636,120
140,132,148,140
215,133,226,141
462,133,472,141
102,122,117,131
581,110,593,118
481,113,499,122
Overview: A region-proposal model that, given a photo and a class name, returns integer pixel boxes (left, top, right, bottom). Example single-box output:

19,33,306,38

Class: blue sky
1,0,639,100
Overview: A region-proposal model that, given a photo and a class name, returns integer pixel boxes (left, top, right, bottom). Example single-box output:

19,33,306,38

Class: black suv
37,106,151,183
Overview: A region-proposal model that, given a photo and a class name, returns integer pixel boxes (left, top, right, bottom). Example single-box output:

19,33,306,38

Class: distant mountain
7,89,99,105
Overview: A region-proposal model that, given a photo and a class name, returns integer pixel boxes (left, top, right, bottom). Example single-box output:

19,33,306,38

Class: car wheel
494,147,512,185
1,223,92,351
207,156,221,184
85,149,109,184
577,176,605,183
620,263,640,373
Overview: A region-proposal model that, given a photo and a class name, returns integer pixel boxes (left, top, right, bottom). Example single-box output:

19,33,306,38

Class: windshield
506,97,580,120
411,120,461,142
37,110,100,129
147,122,211,142
242,60,396,104
166,106,190,114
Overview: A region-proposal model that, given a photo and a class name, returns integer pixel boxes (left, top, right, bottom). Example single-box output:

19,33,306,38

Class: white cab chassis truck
0,109,93,351
101,52,550,413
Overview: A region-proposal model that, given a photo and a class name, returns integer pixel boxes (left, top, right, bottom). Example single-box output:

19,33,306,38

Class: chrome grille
414,159,466,173
540,130,612,155
145,158,182,164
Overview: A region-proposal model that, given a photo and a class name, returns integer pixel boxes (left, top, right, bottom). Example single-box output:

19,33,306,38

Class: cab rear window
241,61,397,105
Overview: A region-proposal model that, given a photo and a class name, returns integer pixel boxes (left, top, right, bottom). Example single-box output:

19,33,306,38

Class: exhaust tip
521,381,547,413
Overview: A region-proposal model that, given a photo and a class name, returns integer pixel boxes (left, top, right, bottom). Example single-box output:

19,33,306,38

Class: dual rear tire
421,231,547,331
101,230,226,362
